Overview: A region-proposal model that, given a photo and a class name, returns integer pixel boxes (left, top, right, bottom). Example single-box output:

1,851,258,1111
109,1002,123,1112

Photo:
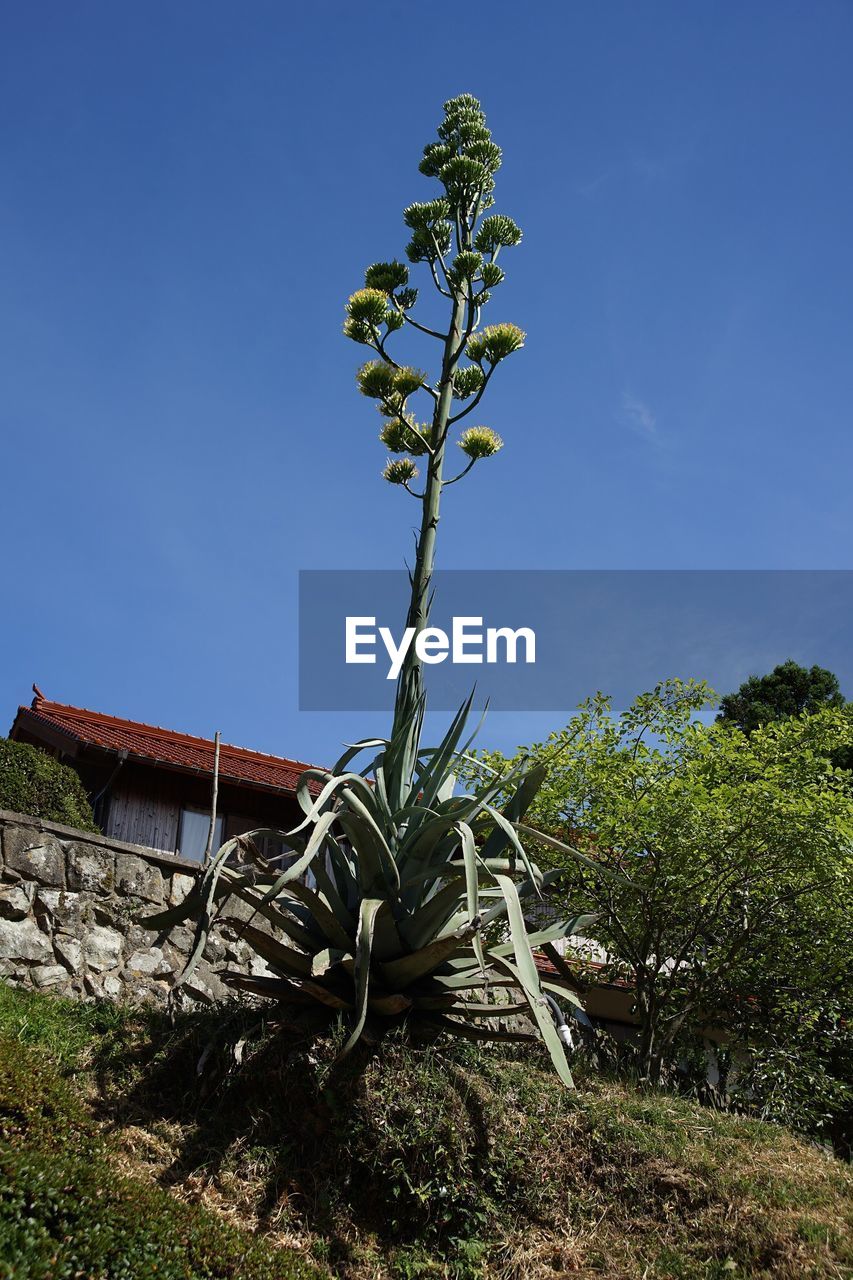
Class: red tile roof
15,697,325,796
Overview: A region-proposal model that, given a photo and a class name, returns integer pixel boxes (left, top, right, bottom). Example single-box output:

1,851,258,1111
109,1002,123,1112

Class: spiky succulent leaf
150,696,604,1085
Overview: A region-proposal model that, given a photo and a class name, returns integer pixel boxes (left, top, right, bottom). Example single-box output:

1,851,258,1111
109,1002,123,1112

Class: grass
0,982,851,1279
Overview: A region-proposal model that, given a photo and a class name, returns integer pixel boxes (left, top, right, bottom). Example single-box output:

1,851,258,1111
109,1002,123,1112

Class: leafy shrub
0,1018,323,1280
0,1143,322,1280
0,737,98,831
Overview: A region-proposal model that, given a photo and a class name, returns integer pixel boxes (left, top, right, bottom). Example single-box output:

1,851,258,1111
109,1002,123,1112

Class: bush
0,1021,323,1280
0,1143,321,1280
0,738,97,831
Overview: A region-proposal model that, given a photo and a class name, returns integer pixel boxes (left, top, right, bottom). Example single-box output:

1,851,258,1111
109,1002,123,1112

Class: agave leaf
401,876,467,950
479,761,549,860
311,947,352,977
417,1014,538,1044
540,979,584,1008
456,819,486,971
291,771,376,836
141,886,204,931
254,810,340,913
221,972,315,1002
458,1001,530,1018
381,918,480,988
490,914,599,956
479,866,567,928
309,854,357,933
225,882,322,953
332,737,389,774
236,923,312,977
514,822,627,883
368,992,413,1015
481,803,540,887
420,968,515,991
283,879,354,953
490,873,574,1087
173,837,241,992
337,897,383,1060
295,979,354,1011
410,690,476,811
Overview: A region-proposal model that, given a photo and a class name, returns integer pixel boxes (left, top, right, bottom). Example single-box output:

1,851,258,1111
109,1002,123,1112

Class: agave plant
146,693,599,1086
146,95,601,1086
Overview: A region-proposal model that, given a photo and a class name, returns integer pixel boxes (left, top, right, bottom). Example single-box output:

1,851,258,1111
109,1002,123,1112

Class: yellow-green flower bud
346,288,389,328
459,426,503,460
383,457,419,485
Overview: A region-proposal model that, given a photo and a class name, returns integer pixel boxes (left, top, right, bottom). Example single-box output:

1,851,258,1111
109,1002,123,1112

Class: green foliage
718,658,853,774
9,985,849,1280
472,682,853,1100
0,737,97,831
147,697,593,1087
718,659,846,732
0,1015,321,1280
0,982,129,1069
0,1143,320,1280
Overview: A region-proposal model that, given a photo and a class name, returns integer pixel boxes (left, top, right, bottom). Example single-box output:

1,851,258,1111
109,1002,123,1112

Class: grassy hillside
0,983,850,1280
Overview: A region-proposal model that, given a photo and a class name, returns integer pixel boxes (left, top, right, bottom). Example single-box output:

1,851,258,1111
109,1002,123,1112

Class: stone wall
0,809,271,1004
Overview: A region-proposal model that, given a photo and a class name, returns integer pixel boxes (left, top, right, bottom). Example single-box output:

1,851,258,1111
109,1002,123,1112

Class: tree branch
442,457,477,487
448,364,495,425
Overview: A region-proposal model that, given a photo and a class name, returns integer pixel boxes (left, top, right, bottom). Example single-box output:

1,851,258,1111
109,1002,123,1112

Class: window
177,808,224,862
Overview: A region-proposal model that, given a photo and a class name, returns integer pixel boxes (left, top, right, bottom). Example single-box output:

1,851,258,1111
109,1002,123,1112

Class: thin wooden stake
203,731,221,867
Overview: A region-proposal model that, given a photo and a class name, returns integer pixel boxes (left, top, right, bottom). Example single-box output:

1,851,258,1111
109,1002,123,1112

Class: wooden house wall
104,767,184,852
103,763,303,857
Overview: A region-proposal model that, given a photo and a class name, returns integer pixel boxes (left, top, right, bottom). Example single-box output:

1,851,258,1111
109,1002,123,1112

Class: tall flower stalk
344,94,524,767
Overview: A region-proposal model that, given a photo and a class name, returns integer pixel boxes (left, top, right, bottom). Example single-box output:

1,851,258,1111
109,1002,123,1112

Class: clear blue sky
2,2,852,764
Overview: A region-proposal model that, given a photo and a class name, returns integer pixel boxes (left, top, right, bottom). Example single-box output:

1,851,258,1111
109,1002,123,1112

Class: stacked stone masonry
0,810,275,1005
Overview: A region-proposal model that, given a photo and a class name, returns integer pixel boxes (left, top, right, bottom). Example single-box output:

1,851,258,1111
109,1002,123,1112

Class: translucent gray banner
298,570,853,712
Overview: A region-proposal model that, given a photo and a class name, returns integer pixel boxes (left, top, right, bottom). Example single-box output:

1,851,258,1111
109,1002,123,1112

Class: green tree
718,659,845,733
475,682,853,1083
